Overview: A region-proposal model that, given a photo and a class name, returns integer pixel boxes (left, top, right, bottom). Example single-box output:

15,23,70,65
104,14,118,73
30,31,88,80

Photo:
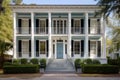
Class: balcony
52,27,68,34
17,27,31,34
71,27,84,34
35,27,48,34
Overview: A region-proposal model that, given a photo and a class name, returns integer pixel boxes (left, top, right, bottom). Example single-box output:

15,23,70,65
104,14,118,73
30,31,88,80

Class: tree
95,0,120,19
0,0,13,68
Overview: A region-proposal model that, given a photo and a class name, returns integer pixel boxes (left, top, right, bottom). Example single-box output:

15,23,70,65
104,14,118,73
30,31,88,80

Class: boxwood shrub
30,58,39,64
82,64,119,74
20,58,28,64
74,59,81,71
40,58,46,69
3,64,39,74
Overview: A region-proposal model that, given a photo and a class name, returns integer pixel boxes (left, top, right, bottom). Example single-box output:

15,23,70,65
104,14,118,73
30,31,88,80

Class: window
39,41,46,54
74,20,81,27
22,40,29,54
90,41,96,55
39,20,46,27
74,41,80,54
53,44,55,54
22,19,29,27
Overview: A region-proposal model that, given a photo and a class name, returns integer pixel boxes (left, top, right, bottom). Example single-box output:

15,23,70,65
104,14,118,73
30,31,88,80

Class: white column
31,12,34,58
68,12,71,57
13,12,17,59
84,13,89,58
102,18,106,58
48,12,52,58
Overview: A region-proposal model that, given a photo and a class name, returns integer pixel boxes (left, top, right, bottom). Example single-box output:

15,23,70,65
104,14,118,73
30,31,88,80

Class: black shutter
36,40,39,57
29,19,31,34
81,40,84,57
97,41,101,57
36,19,39,34
18,19,21,27
46,19,48,34
81,19,84,34
97,19,100,34
88,19,90,34
88,40,90,57
18,19,21,34
18,40,22,57
29,40,31,57
46,40,49,57
71,19,74,27
71,40,74,57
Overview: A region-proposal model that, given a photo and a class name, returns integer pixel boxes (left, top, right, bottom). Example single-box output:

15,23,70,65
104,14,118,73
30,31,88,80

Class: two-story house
12,5,106,63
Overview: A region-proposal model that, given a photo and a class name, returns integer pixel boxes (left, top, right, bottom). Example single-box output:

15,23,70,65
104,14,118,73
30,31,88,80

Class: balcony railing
35,27,48,34
71,27,84,34
52,27,68,34
17,27,31,34
88,27,101,34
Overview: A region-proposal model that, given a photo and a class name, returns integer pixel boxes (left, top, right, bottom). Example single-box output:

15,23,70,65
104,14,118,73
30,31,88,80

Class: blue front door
57,43,63,59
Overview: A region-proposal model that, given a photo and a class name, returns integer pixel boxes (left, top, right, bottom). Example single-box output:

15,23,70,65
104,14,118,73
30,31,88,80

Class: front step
46,59,75,72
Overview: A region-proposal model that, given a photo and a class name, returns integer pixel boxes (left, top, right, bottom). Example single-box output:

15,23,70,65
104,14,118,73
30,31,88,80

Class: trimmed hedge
40,58,46,69
74,59,81,71
20,58,28,64
82,64,119,74
3,64,39,74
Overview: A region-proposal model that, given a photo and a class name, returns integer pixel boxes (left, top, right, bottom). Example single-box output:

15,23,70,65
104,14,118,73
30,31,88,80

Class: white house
12,5,107,63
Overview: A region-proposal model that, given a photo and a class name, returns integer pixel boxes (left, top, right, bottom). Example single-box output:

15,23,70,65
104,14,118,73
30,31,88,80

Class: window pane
74,41,80,54
40,41,46,54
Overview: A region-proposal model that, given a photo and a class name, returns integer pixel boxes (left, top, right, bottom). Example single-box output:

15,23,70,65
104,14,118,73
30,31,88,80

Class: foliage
74,59,81,70
0,0,13,68
82,64,119,74
92,59,101,64
3,62,11,65
20,58,28,64
30,58,39,64
12,0,22,5
96,0,120,18
40,58,46,69
83,58,93,64
13,59,20,64
3,64,39,74
108,59,118,65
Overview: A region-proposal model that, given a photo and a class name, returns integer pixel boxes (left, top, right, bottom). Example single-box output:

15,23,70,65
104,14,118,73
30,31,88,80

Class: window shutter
97,19,100,34
88,19,90,34
71,19,74,27
18,40,22,57
36,19,39,27
29,40,31,57
46,40,49,57
88,40,90,57
46,19,48,34
36,40,39,57
81,19,84,34
81,40,84,57
29,19,31,34
97,41,101,57
71,40,74,57
18,19,21,27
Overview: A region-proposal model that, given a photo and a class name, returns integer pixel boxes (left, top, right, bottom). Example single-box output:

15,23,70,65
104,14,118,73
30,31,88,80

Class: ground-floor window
39,41,46,54
74,41,81,54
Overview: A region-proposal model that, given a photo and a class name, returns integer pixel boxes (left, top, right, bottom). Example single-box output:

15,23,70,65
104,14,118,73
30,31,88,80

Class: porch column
31,12,34,58
13,12,17,59
68,12,71,57
102,18,106,58
84,13,89,58
48,12,52,58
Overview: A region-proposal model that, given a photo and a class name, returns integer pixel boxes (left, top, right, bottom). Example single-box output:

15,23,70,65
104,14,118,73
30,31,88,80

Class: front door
57,42,63,59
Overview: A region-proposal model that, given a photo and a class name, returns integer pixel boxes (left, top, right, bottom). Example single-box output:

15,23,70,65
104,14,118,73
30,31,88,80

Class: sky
22,0,97,5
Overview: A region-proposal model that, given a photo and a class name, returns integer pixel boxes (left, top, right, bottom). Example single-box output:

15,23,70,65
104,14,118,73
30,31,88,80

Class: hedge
3,64,39,74
82,64,119,74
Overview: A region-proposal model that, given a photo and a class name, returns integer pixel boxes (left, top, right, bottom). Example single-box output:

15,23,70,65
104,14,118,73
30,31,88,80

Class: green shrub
92,59,100,64
20,58,28,64
83,58,93,64
117,57,120,67
108,59,118,65
4,62,11,65
82,64,119,74
30,58,39,64
40,58,46,69
74,59,81,70
13,59,20,64
3,64,39,74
